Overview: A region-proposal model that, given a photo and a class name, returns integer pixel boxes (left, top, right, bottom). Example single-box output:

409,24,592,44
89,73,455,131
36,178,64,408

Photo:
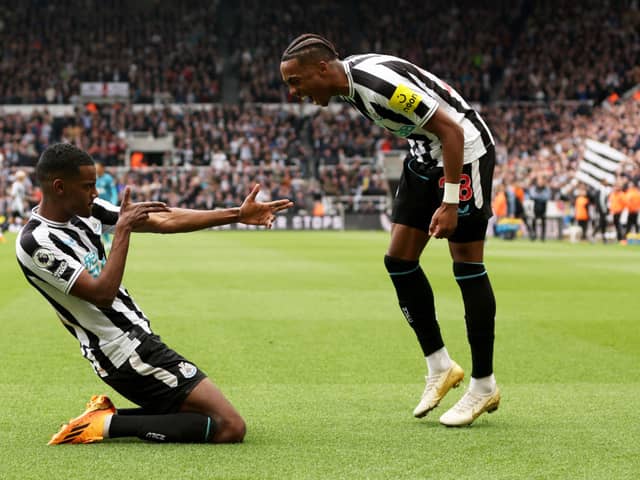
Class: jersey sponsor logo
457,205,471,216
389,84,422,114
178,361,197,379
53,260,68,278
83,251,105,278
33,248,55,269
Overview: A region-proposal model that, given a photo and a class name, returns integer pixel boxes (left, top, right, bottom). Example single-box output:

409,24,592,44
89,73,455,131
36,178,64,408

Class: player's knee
384,254,418,274
215,415,246,443
226,416,246,443
231,417,247,443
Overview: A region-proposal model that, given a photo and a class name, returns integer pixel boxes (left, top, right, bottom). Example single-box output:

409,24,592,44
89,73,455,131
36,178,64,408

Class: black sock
384,255,444,356
116,408,150,415
453,262,496,378
109,412,215,443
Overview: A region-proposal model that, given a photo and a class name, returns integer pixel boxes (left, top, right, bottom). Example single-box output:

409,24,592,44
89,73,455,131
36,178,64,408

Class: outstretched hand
116,186,171,231
239,184,294,229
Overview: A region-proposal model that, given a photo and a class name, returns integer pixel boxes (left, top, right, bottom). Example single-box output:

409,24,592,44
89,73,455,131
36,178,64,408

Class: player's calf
453,261,496,378
384,255,445,355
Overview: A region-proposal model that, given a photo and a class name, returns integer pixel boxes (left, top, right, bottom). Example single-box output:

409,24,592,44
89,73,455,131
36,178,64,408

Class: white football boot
439,386,501,427
413,361,464,418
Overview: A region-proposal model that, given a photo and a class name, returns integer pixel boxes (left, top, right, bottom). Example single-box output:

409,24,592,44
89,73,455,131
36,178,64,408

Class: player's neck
331,60,350,96
38,199,72,223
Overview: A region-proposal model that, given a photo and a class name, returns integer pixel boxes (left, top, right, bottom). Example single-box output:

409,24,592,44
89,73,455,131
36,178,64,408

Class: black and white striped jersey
340,54,494,166
16,198,152,377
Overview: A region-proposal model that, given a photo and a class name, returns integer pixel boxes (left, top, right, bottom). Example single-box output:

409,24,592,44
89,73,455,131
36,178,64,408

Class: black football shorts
391,145,496,243
101,333,207,414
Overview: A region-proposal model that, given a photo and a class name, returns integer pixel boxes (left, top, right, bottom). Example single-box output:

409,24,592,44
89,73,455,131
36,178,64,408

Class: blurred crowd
1,0,638,104
229,0,354,103
2,95,639,236
0,0,222,105
500,1,640,102
350,0,517,104
487,98,640,191
1,0,640,241
487,97,640,242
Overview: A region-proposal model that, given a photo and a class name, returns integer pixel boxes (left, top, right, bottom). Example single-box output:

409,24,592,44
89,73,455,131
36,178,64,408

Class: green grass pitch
1,230,639,479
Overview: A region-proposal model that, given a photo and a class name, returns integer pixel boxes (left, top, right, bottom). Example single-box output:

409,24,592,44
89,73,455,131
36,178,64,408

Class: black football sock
116,408,150,415
453,262,496,378
108,412,215,443
384,255,444,356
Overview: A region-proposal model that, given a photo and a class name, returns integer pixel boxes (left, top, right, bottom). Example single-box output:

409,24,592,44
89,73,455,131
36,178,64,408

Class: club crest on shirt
389,84,422,114
178,361,197,379
33,248,55,269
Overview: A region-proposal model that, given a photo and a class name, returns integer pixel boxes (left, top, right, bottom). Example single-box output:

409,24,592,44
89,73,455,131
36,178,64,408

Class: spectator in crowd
625,180,640,236
609,181,627,242
574,186,590,241
9,170,30,225
507,182,529,237
491,183,508,238
593,180,611,244
96,161,119,250
528,176,551,241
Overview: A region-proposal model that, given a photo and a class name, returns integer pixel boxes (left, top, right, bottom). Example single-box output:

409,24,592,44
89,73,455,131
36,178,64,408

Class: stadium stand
499,0,640,102
1,0,639,235
0,0,222,104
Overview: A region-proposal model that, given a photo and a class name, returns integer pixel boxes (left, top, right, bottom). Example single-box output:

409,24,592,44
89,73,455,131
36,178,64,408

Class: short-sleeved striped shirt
340,54,494,166
16,198,152,377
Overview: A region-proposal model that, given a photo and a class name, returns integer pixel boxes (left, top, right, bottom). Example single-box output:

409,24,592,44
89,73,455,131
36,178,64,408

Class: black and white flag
576,139,626,190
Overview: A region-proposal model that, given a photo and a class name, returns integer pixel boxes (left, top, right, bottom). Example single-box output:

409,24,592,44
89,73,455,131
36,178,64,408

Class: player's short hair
281,33,339,64
36,143,94,184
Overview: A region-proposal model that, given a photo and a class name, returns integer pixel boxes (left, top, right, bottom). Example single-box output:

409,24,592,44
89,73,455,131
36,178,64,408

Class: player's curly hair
281,33,339,64
36,143,94,184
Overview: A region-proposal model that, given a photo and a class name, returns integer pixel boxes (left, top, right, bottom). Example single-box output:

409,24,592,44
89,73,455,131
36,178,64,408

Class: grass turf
1,231,639,479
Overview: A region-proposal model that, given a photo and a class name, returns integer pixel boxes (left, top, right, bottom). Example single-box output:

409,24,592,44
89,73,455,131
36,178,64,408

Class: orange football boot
48,395,116,445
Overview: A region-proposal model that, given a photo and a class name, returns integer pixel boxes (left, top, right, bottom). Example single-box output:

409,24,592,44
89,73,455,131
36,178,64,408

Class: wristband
443,182,460,204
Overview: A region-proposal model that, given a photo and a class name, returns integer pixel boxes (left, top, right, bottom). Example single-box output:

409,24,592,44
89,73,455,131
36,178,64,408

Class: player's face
281,58,332,106
65,165,99,218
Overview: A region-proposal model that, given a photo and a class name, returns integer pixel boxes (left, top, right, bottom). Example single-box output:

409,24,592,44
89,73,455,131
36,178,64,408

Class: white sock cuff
426,347,453,374
469,374,496,394
102,413,114,439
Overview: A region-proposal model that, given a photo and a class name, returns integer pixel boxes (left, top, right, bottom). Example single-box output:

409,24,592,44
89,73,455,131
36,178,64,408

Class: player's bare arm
135,183,293,233
70,187,169,307
424,108,465,239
